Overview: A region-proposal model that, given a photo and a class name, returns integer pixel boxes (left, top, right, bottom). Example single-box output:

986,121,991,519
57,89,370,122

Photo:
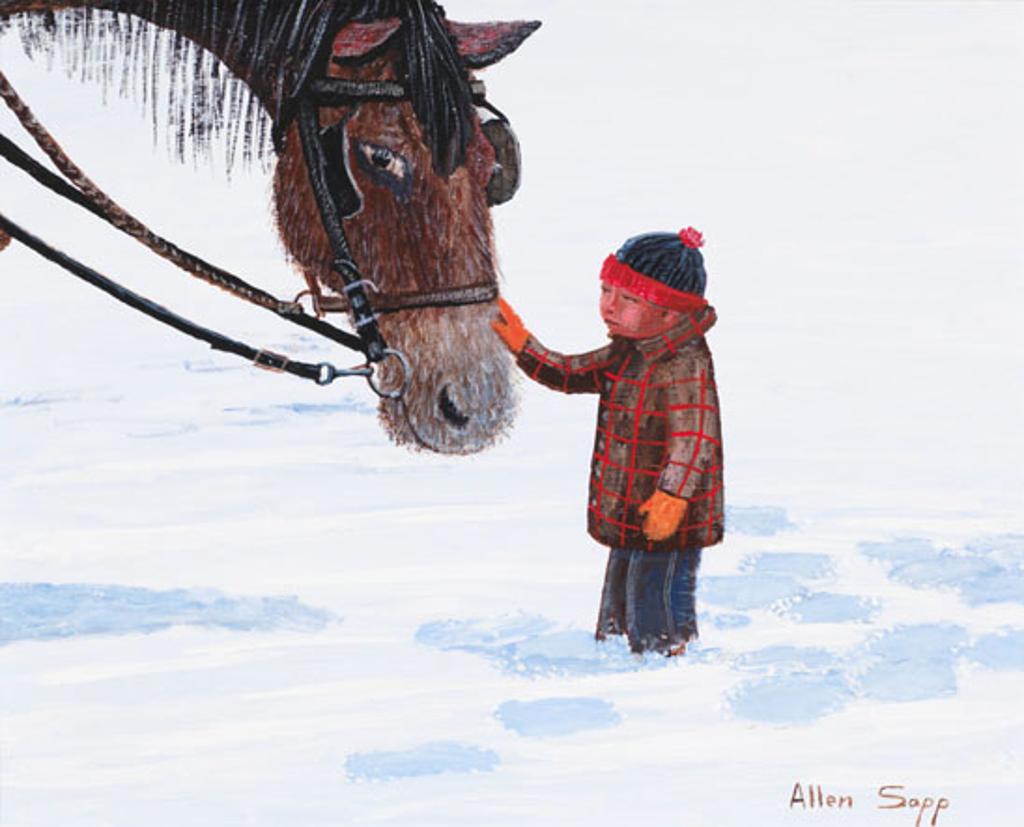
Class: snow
345,742,501,782
0,583,334,644
2,1,1023,825
494,698,621,738
726,506,796,537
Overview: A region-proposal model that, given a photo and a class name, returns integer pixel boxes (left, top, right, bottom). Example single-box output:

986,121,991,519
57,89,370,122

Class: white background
1,1,1022,825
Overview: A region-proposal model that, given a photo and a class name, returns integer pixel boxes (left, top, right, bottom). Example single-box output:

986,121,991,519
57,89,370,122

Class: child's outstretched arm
492,298,614,394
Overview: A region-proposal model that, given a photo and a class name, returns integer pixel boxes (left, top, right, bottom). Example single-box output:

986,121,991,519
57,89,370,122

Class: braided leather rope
0,68,295,314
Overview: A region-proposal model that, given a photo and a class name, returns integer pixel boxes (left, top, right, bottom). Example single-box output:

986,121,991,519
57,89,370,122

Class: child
492,227,724,655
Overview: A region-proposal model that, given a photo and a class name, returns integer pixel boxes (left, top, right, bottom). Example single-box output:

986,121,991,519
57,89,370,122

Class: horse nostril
438,386,470,429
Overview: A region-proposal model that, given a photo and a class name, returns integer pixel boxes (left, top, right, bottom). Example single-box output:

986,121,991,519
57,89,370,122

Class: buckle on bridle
253,349,290,373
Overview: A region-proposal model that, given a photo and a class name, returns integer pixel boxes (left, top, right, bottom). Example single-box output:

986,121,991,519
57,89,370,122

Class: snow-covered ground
2,1,1022,825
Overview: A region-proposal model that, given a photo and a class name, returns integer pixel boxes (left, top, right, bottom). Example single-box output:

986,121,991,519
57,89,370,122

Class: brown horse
0,1,539,454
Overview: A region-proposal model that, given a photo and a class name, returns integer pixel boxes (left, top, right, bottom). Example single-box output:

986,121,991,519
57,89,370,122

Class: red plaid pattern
517,307,724,551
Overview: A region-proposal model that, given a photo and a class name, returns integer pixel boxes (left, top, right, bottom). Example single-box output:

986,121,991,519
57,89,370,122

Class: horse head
273,12,539,454
0,1,540,455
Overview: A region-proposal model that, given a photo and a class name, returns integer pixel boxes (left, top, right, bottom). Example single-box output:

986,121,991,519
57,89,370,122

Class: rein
0,211,380,389
0,68,499,400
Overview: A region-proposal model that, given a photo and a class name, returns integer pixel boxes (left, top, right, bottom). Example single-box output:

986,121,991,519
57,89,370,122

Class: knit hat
600,227,708,312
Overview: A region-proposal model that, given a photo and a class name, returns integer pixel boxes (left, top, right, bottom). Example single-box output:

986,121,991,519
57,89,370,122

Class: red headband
600,256,708,313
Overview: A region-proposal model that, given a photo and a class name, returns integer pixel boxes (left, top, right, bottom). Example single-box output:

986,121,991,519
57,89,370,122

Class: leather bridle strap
306,78,408,104
297,97,388,363
306,77,487,106
315,282,498,314
376,283,499,312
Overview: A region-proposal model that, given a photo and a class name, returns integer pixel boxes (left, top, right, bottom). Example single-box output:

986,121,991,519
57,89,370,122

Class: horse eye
361,143,405,180
354,141,412,200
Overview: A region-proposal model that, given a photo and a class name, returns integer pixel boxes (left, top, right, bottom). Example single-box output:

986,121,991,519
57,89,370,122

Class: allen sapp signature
789,783,951,826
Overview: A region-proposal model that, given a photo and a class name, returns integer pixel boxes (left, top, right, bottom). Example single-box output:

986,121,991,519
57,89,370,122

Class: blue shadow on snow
726,624,978,724
726,645,853,725
964,534,1024,569
728,672,854,725
724,506,794,536
415,614,686,677
850,624,968,703
422,533,1024,729
965,630,1024,671
0,583,334,645
222,399,374,425
495,697,621,738
1,394,77,408
733,646,837,672
345,741,499,781
698,574,806,610
859,535,1024,606
741,552,834,580
707,612,752,630
780,592,877,624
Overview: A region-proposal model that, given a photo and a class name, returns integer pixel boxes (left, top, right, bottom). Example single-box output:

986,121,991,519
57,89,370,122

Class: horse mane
6,0,474,173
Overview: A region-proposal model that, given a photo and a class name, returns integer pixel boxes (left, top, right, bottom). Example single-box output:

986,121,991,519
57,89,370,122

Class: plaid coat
516,307,724,552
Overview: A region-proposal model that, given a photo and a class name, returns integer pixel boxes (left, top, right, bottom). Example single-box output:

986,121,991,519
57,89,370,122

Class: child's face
600,283,683,339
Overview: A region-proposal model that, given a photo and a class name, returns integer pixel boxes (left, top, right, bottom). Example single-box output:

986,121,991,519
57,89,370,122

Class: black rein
0,212,372,388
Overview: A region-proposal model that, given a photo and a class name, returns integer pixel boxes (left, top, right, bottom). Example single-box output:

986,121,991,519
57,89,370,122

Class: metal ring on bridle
366,348,410,400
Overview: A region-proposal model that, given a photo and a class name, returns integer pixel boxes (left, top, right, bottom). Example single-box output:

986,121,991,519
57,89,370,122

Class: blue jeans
596,547,702,654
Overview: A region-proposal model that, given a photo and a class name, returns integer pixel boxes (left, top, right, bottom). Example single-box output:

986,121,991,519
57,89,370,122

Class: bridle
0,57,520,400
294,76,519,334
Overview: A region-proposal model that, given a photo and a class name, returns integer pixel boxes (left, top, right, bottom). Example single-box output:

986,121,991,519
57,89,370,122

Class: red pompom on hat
678,227,704,249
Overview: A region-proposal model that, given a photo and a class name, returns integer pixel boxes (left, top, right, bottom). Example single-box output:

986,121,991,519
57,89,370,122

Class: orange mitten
491,297,530,354
0,228,10,254
638,490,688,542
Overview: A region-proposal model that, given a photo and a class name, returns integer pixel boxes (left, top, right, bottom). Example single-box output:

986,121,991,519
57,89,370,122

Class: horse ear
333,18,403,59
447,21,542,69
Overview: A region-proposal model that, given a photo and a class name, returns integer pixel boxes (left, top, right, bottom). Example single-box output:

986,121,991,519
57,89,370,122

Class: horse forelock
344,0,474,175
5,1,475,174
